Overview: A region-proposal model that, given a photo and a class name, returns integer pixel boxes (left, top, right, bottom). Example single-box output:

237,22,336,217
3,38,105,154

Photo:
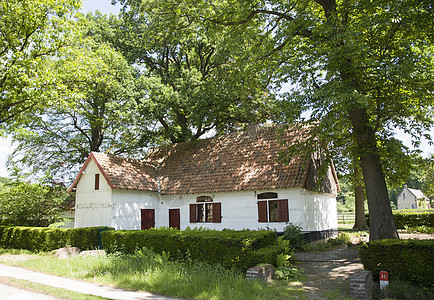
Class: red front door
169,209,180,229
141,209,155,230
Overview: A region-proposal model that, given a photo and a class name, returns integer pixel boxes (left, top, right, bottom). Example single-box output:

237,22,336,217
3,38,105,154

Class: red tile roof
69,126,315,194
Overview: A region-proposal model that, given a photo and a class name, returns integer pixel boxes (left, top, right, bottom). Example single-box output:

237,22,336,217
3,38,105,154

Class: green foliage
326,233,352,247
393,210,434,228
359,239,434,287
416,155,434,202
92,2,272,143
0,180,71,227
102,228,278,272
0,0,81,125
366,210,434,229
7,32,150,180
373,279,434,300
404,225,434,234
0,226,113,252
281,223,307,251
274,266,301,280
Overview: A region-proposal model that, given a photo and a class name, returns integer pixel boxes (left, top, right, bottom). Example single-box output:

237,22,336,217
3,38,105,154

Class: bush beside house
0,226,113,251
0,225,281,272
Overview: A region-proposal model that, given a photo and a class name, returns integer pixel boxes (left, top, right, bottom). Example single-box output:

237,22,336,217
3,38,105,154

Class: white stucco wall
74,159,113,228
105,188,337,232
112,190,160,230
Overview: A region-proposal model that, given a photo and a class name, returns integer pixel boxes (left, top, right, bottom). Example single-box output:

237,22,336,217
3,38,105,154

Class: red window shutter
278,199,289,222
94,174,100,190
212,203,221,223
189,204,197,223
257,201,268,222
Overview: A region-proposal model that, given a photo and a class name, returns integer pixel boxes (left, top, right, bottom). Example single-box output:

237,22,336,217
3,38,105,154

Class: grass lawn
1,248,306,300
0,276,109,300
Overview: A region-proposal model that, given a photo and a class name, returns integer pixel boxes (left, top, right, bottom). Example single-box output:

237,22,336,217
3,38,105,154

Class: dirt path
293,246,363,299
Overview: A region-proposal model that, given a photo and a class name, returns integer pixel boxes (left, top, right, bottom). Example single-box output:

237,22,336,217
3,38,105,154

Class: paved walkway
0,264,175,300
0,282,57,300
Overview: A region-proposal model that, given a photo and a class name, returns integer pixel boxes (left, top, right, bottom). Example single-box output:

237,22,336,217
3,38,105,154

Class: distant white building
397,185,431,210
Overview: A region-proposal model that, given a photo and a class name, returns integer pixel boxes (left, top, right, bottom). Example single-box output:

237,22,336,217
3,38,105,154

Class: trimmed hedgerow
393,210,434,228
365,210,434,229
0,226,113,252
101,228,279,272
359,239,434,287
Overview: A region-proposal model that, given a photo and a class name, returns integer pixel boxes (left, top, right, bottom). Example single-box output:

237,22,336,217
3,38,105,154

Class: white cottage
69,126,339,237
397,185,431,210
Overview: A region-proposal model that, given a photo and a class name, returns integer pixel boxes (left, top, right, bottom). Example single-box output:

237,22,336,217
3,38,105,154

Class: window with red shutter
278,199,289,222
257,201,268,222
212,203,221,223
189,204,197,223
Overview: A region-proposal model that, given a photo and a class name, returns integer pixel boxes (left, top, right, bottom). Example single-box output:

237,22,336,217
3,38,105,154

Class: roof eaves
67,152,114,193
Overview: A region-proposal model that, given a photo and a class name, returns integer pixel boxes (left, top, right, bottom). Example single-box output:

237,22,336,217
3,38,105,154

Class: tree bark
349,108,398,240
353,166,368,230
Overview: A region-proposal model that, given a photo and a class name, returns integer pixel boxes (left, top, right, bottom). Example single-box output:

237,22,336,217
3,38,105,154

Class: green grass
372,280,434,300
2,247,305,300
0,276,109,300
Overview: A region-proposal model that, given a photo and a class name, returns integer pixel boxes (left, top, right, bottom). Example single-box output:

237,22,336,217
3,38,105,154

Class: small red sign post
380,271,389,290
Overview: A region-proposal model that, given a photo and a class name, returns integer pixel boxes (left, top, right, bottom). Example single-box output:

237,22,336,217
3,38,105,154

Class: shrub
365,210,434,229
0,225,113,251
326,232,352,246
281,223,307,251
101,228,278,272
359,239,434,287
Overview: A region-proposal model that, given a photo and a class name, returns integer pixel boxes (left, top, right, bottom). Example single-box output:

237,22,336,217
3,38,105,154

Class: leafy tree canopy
93,2,273,142
0,0,81,126
8,29,153,181
0,179,71,227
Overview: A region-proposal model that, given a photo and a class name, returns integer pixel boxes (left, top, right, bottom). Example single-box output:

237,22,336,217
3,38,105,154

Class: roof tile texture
90,126,309,195
92,152,158,191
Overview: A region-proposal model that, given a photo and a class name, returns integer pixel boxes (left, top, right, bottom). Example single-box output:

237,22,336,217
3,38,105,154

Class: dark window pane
269,200,279,222
257,192,278,199
197,204,204,222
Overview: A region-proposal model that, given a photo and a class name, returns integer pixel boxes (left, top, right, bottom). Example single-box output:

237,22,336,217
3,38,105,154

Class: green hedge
101,228,279,272
359,239,434,287
0,226,113,252
365,210,434,229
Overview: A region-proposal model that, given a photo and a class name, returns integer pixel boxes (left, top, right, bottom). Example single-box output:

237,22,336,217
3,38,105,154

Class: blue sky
0,1,432,177
81,0,121,15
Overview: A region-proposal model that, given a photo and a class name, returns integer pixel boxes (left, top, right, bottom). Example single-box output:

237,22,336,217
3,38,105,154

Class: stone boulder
246,264,275,282
52,247,81,259
79,250,107,257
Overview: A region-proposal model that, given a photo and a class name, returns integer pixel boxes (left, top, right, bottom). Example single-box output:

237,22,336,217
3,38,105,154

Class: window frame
190,196,221,223
257,196,289,223
94,174,100,190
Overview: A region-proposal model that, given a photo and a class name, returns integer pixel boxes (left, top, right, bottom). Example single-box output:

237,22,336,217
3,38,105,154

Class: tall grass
12,247,303,299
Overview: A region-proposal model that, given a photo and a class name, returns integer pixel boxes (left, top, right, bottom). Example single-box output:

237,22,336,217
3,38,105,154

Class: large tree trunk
353,166,368,230
349,108,398,240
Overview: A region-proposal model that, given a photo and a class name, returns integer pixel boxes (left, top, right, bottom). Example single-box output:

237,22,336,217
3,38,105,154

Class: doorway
141,209,155,230
169,209,180,230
